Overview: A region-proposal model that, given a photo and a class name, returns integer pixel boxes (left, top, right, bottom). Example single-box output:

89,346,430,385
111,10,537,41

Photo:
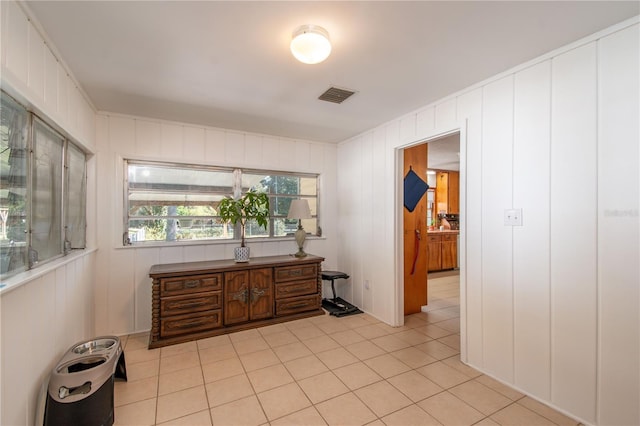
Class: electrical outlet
504,208,523,226
364,280,370,290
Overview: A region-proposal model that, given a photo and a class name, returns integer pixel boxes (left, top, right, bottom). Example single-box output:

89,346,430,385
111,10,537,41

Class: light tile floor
115,273,580,425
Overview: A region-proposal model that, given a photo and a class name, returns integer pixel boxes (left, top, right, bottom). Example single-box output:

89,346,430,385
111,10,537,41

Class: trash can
42,336,127,426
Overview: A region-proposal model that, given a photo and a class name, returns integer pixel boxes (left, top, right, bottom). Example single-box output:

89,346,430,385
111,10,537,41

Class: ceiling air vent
318,86,356,104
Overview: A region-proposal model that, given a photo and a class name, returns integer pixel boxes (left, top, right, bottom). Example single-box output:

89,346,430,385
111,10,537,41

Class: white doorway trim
393,122,468,362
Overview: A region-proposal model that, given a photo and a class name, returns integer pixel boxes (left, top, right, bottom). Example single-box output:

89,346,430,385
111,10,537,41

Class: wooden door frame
393,123,467,362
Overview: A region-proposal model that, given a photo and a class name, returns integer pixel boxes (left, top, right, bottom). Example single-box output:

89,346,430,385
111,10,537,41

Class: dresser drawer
160,273,222,297
274,264,317,283
274,279,317,300
427,234,442,243
160,310,222,338
161,291,222,317
443,234,457,241
275,294,319,316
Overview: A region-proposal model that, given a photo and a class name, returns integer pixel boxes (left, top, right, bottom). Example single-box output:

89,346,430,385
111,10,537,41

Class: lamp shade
287,199,311,219
290,25,331,64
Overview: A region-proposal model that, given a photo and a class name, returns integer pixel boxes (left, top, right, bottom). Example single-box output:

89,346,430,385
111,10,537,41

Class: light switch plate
504,208,523,226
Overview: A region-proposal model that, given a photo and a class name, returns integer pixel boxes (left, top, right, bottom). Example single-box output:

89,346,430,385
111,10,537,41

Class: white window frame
123,159,320,246
0,91,87,279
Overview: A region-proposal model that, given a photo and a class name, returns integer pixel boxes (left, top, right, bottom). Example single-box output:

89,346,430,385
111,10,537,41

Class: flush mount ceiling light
290,24,331,64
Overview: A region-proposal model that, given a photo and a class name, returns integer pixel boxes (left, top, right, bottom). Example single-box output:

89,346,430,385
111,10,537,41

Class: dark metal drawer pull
173,319,207,329
288,269,302,276
169,300,207,310
184,280,199,288
285,301,311,310
281,283,310,293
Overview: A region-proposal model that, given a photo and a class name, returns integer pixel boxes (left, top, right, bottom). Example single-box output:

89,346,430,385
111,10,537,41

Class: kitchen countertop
427,229,460,234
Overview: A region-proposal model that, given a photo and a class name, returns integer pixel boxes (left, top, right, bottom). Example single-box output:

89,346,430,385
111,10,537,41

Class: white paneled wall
1,1,96,151
596,24,640,426
0,2,97,425
550,42,599,423
457,88,483,366
94,113,338,335
1,253,97,426
480,75,515,383
513,61,552,400
337,19,639,425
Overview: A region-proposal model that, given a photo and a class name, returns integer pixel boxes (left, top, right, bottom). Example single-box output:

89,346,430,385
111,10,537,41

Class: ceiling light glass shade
290,25,331,64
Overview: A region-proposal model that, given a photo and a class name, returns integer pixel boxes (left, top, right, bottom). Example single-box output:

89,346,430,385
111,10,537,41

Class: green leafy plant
218,188,270,247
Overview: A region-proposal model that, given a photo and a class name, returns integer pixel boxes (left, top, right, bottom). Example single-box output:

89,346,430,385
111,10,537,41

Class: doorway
397,130,464,318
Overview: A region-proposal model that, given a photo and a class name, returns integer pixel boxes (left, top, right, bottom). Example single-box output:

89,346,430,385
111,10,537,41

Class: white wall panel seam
479,87,485,369
594,38,601,424
462,117,469,362
547,59,554,401
1,1,6,68
510,74,516,384
549,55,555,408
105,117,112,334
25,13,31,98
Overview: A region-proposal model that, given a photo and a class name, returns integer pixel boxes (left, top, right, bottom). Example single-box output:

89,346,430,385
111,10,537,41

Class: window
242,171,318,238
125,161,234,243
125,160,319,244
66,142,87,249
1,94,29,275
0,91,87,278
32,118,64,261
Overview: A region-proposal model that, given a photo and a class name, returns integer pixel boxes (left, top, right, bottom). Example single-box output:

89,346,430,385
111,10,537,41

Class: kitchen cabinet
441,234,458,270
149,255,324,348
427,232,458,272
435,172,449,214
433,170,459,215
427,234,443,271
448,171,459,214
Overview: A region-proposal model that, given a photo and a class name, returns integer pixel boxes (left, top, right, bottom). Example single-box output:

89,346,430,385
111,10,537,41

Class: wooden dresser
148,254,324,348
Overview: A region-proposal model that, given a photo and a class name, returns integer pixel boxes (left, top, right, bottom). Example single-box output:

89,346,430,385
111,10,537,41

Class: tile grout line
195,344,215,426
116,277,574,426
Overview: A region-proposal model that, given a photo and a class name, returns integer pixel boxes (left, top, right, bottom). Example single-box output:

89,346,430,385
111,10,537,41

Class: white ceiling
428,134,460,172
25,1,638,143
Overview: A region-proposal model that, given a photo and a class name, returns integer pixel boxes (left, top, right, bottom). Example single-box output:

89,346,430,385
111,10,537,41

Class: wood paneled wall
0,3,98,425
95,113,339,336
337,19,639,426
1,1,96,151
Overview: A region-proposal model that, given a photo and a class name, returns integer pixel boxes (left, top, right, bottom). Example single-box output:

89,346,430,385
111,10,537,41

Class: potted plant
218,188,270,262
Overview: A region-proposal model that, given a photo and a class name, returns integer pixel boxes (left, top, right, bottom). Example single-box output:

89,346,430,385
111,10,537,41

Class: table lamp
287,199,311,257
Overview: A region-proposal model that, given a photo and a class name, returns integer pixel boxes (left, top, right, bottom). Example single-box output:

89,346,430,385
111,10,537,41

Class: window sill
0,248,97,296
116,235,326,250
